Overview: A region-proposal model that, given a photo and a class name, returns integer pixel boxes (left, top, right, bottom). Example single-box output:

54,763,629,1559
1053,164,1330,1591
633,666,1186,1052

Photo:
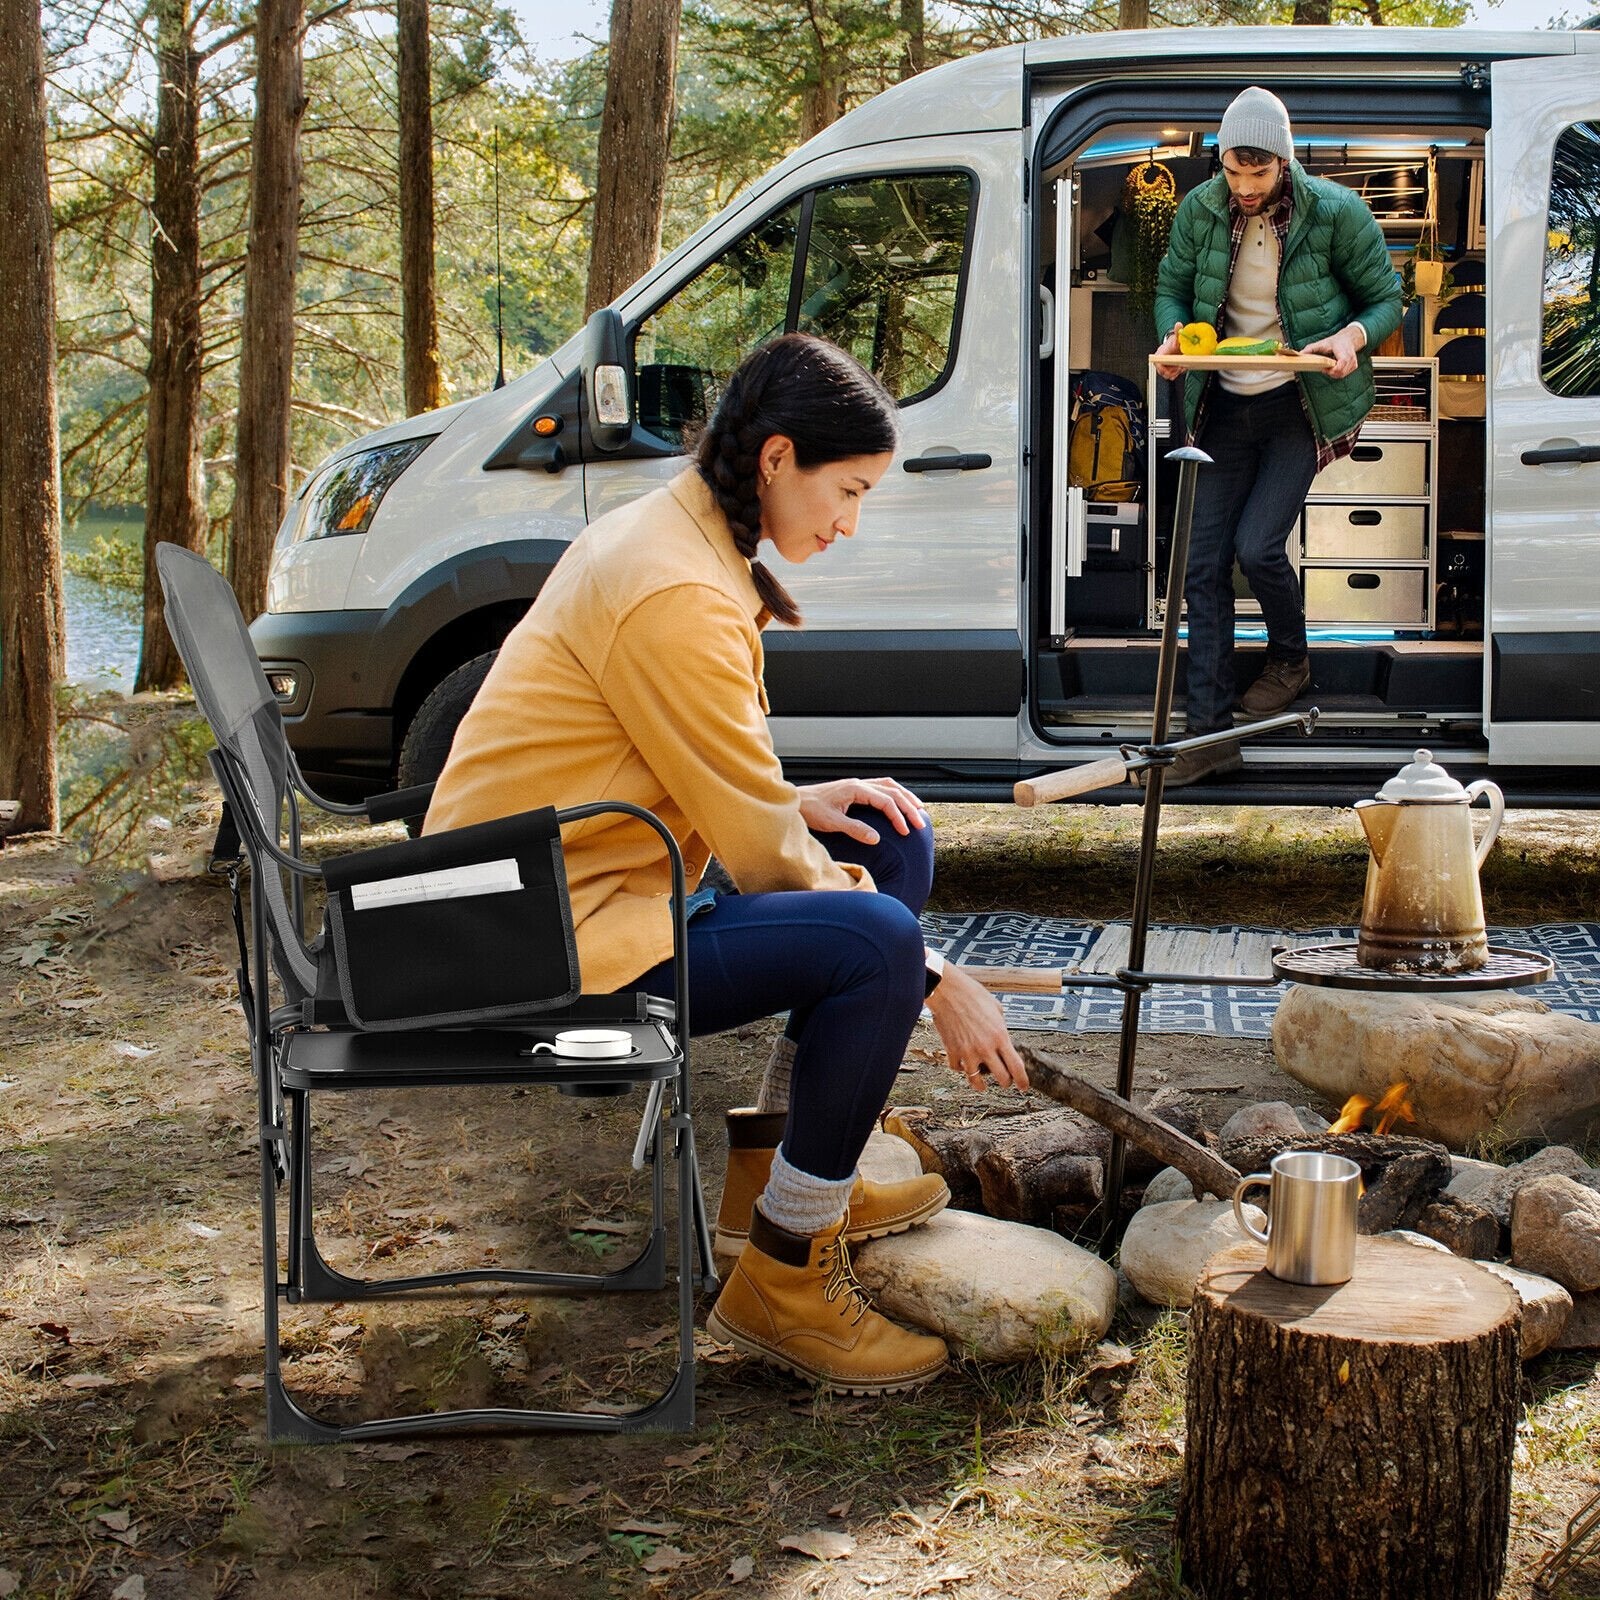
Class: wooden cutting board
1155,352,1336,371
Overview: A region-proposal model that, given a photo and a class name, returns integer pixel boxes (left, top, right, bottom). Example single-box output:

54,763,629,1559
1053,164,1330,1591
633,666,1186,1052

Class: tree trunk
1118,0,1150,27
1180,1237,1519,1600
584,0,681,316
397,0,441,415
898,0,924,79
799,46,845,143
0,0,65,833
139,0,208,692
1292,0,1332,20
230,0,306,624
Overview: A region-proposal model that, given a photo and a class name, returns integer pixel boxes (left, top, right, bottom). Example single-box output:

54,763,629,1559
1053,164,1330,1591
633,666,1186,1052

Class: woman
426,334,1027,1395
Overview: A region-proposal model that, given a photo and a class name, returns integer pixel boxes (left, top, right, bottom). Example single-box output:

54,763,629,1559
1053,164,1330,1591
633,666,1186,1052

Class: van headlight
283,437,434,547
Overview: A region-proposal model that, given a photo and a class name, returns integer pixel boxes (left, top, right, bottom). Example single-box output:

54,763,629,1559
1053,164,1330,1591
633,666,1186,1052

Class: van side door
584,133,1023,770
1486,53,1600,766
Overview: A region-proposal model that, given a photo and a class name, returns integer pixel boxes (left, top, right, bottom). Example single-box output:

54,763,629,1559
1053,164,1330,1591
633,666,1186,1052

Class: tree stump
1179,1236,1520,1600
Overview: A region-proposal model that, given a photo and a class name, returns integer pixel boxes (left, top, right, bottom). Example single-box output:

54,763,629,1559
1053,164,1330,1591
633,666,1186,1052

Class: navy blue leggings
634,807,934,1181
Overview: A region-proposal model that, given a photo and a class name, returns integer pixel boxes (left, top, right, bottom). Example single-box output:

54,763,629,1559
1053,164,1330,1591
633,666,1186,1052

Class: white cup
526,1028,633,1060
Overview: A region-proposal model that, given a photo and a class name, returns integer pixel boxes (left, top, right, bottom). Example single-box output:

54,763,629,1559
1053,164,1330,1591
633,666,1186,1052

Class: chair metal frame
157,543,715,1442
213,744,717,1442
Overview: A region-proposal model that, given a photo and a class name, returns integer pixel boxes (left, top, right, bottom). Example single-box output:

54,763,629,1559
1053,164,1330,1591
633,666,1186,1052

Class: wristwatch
923,947,947,997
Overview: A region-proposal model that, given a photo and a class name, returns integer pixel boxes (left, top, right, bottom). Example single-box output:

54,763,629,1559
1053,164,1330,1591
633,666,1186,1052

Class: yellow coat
423,468,872,993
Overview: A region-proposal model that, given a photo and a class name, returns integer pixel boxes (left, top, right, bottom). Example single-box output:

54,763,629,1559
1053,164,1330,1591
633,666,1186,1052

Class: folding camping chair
155,545,717,1443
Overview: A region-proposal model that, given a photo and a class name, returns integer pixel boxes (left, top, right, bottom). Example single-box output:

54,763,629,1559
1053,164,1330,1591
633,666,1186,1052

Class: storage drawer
1302,566,1428,626
1303,503,1428,562
1311,439,1429,498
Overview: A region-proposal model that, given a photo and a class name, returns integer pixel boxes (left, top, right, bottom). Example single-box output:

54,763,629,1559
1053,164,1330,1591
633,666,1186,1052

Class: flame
1327,1084,1414,1136
1373,1082,1416,1136
1328,1093,1372,1136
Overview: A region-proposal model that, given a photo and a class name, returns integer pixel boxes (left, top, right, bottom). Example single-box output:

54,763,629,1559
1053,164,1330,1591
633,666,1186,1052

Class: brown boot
713,1110,950,1257
1239,655,1311,717
706,1209,948,1394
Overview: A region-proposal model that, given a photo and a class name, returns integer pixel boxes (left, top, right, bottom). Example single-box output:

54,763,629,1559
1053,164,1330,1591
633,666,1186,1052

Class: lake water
62,515,143,686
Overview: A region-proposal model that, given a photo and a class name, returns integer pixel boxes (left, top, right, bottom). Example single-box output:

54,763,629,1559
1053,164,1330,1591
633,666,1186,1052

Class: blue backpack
1068,371,1148,502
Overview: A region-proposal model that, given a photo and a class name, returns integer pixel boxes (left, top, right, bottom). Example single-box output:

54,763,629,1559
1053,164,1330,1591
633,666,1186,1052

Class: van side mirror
583,308,632,454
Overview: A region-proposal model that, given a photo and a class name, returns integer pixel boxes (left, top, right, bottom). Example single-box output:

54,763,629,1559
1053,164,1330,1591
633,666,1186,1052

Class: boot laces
819,1235,872,1327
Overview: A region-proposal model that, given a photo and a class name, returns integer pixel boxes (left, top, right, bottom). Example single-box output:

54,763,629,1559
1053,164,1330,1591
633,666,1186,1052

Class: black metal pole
1100,443,1212,1246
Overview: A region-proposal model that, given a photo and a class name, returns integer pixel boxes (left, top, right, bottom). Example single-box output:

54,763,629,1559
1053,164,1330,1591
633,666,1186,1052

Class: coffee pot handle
1232,1174,1272,1244
1464,780,1505,869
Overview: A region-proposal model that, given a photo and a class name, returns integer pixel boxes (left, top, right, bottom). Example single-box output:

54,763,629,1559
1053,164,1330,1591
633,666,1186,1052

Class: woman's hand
796,777,927,845
925,964,1030,1093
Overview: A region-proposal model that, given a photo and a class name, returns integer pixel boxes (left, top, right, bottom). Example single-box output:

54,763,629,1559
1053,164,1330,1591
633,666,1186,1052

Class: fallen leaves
779,1527,855,1561
726,1553,755,1583
549,1481,602,1507
639,1544,690,1573
62,1373,116,1390
624,1324,674,1351
0,1570,16,1597
111,1578,146,1600
662,1443,712,1468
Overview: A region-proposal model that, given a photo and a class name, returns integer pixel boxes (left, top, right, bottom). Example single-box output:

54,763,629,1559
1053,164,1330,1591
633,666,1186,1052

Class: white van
253,24,1600,805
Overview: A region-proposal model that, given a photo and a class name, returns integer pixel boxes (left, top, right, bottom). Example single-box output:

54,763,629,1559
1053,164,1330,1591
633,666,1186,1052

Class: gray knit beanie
1218,87,1293,162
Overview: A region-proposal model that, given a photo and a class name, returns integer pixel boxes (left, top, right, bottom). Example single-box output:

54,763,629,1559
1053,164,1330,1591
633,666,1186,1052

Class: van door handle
903,453,993,473
1520,444,1600,466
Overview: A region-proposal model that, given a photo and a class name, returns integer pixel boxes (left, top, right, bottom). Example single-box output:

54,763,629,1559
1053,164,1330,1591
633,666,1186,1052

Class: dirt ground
2,799,1598,1600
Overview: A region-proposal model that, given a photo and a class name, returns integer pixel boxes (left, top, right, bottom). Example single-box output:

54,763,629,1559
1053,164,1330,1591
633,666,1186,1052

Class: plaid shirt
1203,167,1360,471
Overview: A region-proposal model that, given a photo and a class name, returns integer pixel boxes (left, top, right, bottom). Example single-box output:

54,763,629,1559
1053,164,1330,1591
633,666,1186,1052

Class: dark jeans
634,806,935,1181
1185,383,1319,733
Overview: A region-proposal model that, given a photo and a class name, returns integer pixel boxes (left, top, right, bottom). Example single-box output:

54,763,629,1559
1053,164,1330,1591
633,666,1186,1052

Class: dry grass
2,802,1598,1598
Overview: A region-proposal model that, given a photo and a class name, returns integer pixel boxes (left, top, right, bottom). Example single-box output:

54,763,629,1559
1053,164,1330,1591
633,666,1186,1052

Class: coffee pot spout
1354,798,1395,868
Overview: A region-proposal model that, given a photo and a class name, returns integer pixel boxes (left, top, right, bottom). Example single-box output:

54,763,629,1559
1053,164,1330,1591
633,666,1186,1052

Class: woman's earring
763,471,774,487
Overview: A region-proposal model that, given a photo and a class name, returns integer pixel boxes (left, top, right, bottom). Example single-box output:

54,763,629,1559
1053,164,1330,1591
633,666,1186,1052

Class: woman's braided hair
694,334,899,627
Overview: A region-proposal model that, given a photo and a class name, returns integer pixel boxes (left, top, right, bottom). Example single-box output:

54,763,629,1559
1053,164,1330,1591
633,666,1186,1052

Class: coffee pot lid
1374,749,1471,803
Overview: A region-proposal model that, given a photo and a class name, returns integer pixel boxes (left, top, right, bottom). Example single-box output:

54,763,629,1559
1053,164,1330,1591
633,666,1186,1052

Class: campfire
1328,1082,1417,1137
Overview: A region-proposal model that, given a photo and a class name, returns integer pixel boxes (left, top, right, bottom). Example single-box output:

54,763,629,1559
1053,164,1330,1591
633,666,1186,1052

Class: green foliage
55,684,215,869
63,527,142,591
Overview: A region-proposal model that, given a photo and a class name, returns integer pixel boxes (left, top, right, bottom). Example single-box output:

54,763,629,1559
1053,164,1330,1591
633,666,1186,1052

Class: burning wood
1329,1082,1416,1137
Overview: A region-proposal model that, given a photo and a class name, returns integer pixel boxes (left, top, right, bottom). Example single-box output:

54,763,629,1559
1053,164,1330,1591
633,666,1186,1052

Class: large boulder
1272,986,1600,1149
852,1209,1115,1360
1218,1101,1313,1147
1473,1261,1574,1360
1119,1198,1263,1309
1450,1145,1593,1230
1510,1175,1600,1293
1553,1290,1600,1350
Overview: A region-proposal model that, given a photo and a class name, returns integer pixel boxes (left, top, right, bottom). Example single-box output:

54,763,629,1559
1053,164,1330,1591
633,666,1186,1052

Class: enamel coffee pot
1354,750,1504,972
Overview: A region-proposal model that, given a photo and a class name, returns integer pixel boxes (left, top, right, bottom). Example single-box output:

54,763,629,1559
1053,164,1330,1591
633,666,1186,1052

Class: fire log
1413,1193,1500,1259
882,1104,1102,1219
1225,1131,1453,1234
1022,1048,1241,1202
1181,1237,1519,1600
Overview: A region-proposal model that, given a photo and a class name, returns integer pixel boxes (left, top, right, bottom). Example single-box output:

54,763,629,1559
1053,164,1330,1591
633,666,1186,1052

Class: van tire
397,650,500,825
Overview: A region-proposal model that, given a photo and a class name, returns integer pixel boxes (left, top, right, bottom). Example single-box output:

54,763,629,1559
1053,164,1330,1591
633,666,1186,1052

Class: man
1153,87,1402,785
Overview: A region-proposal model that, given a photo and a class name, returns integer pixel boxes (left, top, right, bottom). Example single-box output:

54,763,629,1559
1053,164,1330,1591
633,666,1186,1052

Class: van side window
634,202,802,447
798,174,973,403
1542,121,1600,398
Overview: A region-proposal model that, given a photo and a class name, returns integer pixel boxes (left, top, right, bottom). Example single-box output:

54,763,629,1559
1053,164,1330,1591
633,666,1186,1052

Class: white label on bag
349,858,523,910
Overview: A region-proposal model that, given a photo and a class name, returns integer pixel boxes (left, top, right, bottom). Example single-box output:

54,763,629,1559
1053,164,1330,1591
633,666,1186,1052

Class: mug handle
524,1042,557,1055
1233,1174,1272,1244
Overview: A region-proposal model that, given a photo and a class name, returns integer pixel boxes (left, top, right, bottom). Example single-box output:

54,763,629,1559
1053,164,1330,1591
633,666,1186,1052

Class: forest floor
2,798,1599,1600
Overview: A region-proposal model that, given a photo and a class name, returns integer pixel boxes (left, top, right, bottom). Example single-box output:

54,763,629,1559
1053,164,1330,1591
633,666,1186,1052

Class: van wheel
397,651,500,828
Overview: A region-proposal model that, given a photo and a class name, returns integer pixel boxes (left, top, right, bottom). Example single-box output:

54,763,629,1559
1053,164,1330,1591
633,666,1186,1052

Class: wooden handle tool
1013,755,1132,807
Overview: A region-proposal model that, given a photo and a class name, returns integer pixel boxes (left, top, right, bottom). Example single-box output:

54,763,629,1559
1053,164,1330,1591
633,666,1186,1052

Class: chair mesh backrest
155,546,317,995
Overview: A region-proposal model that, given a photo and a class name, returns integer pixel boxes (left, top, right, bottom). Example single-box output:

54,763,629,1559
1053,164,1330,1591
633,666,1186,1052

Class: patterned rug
920,915,1600,1038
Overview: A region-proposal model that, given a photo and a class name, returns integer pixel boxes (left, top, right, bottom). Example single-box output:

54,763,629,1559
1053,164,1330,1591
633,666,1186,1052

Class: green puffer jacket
1154,162,1403,443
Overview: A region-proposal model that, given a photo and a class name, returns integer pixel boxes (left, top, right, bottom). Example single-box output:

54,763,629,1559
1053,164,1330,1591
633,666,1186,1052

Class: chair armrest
364,782,436,825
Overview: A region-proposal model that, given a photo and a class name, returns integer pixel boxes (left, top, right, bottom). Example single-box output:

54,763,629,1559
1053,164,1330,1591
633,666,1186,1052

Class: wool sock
757,1145,854,1237
755,1032,798,1114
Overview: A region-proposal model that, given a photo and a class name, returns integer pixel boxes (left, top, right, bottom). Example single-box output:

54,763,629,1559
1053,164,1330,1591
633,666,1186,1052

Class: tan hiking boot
1239,655,1311,717
713,1109,949,1258
705,1209,949,1394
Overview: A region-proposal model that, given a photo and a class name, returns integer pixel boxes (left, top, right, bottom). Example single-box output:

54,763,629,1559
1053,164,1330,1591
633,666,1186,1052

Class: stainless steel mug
1232,1150,1361,1286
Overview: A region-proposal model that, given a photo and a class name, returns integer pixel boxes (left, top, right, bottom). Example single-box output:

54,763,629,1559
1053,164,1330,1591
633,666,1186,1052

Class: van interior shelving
1034,118,1489,755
